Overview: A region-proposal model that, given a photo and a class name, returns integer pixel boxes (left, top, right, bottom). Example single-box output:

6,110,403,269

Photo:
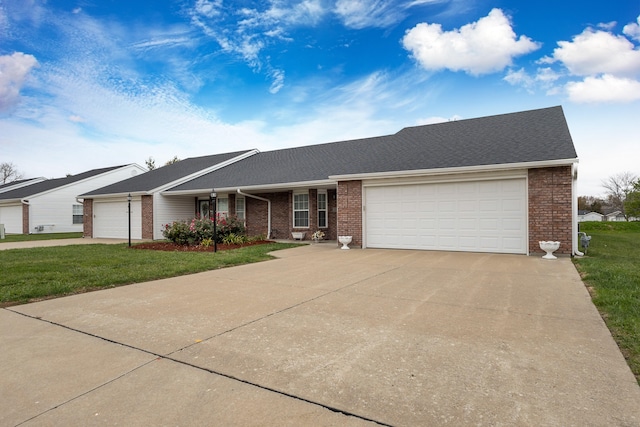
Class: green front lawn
573,221,640,384
0,232,83,243
0,242,300,306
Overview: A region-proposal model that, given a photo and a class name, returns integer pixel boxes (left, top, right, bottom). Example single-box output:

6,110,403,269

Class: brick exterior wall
528,166,573,255
22,203,29,234
141,195,154,239
337,180,363,247
244,190,338,241
83,199,93,237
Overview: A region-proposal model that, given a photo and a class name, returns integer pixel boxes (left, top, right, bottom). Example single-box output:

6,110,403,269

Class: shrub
163,215,247,246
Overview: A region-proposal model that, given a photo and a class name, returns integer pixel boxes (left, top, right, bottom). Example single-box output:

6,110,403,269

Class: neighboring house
578,210,604,222
0,165,146,235
80,150,257,239
604,211,639,222
82,105,580,256
0,177,46,193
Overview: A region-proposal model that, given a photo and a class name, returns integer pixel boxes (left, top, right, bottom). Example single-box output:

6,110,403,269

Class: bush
163,215,246,246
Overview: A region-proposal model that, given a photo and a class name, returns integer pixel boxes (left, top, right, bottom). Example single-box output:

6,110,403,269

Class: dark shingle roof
167,106,577,192
0,166,127,201
0,178,43,192
81,150,254,196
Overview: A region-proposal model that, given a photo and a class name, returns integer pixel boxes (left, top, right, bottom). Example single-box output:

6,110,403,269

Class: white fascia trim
329,158,579,181
151,150,259,194
162,179,336,196
87,192,146,200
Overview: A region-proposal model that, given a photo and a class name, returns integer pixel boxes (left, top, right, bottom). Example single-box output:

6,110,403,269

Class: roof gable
0,166,129,201
81,150,256,197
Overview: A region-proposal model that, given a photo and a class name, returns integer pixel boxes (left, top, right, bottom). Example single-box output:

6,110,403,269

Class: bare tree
164,155,180,166
1,162,24,184
601,171,638,220
145,157,156,170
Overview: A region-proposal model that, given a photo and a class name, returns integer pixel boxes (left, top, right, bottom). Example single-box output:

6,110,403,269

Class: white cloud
402,8,540,76
334,0,444,29
194,0,222,18
269,69,285,94
566,74,640,103
623,15,640,42
0,52,39,112
551,28,640,77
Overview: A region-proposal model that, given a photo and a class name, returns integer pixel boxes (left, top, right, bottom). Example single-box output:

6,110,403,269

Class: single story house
0,165,146,234
578,210,604,222
82,106,580,256
79,150,257,239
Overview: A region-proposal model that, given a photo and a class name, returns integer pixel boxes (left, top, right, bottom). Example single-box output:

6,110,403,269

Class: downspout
572,163,584,256
236,189,271,239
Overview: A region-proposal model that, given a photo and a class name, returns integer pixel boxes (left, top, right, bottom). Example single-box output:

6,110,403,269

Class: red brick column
22,204,29,234
337,181,363,247
83,199,93,238
141,195,154,239
528,166,573,255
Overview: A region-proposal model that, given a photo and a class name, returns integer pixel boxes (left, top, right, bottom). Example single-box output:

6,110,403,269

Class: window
236,197,245,220
72,204,83,224
293,191,309,228
318,191,327,228
217,197,229,218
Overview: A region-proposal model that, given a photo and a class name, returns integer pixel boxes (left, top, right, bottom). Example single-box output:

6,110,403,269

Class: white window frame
317,190,327,228
217,197,229,218
293,190,309,228
235,196,245,220
72,204,83,224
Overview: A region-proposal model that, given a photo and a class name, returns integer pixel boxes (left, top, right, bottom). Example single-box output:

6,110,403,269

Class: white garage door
365,179,527,254
0,205,23,234
93,200,142,239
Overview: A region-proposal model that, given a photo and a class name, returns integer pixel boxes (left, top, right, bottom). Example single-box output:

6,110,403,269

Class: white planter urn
539,241,560,260
291,232,305,240
338,235,352,250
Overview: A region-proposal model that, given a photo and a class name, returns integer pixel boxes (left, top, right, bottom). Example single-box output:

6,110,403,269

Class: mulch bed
131,240,273,252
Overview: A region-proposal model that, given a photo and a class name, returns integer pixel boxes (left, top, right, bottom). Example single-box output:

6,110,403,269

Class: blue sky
1,0,639,196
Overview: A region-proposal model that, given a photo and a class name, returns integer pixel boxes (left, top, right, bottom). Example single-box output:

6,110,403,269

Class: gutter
329,158,579,181
236,189,271,239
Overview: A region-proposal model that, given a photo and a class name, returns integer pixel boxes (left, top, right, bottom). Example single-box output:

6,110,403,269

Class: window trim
235,196,245,221
317,190,328,228
72,204,83,225
293,190,309,228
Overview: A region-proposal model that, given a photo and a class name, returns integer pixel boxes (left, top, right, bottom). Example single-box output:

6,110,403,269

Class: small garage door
93,200,142,239
365,179,527,254
0,205,23,234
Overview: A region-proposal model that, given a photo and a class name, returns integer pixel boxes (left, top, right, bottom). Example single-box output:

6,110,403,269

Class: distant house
0,165,146,235
578,210,604,222
0,177,46,193
81,106,582,256
605,211,639,222
80,151,257,239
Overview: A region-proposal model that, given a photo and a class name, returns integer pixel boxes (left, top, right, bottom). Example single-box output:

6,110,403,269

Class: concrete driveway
2,244,639,426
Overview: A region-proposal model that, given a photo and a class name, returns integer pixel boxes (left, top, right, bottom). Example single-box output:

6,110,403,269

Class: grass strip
573,221,640,384
0,232,83,243
0,242,300,306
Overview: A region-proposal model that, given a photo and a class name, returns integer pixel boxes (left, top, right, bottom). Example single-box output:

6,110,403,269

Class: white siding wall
153,194,196,240
29,165,145,234
0,204,23,234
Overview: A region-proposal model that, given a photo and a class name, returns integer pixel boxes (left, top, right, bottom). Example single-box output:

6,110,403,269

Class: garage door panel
94,201,142,239
365,178,526,254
